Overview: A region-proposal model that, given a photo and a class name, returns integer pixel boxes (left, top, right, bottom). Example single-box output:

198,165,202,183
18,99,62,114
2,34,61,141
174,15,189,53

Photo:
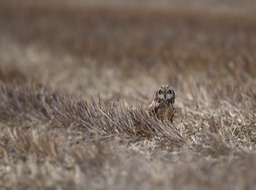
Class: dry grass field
0,1,256,189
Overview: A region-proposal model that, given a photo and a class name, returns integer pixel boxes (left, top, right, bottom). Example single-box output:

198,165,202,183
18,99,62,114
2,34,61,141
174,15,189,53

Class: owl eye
167,90,172,94
159,90,163,94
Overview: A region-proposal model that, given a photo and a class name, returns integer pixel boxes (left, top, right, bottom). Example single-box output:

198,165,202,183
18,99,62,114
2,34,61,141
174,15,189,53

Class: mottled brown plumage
146,85,175,122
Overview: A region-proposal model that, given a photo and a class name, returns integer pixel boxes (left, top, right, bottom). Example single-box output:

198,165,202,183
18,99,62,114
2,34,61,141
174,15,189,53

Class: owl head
155,85,175,103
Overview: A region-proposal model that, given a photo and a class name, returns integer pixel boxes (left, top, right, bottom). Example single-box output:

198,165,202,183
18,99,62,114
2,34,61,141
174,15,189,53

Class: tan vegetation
0,1,256,189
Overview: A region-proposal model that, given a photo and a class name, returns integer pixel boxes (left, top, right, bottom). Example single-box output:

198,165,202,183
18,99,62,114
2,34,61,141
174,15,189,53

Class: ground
0,1,256,189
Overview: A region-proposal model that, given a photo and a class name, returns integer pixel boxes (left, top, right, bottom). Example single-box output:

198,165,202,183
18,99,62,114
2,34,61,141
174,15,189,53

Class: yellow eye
167,90,171,94
159,90,163,94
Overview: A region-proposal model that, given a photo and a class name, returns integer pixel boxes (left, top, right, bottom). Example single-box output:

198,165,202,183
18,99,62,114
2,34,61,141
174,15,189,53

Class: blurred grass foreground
0,0,256,189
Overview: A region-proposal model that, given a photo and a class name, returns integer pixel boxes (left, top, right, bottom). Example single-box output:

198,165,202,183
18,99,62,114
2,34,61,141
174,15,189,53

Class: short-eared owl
146,85,175,122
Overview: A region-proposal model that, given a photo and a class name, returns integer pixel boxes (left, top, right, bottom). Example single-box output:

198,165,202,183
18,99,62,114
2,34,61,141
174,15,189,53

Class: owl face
155,85,175,102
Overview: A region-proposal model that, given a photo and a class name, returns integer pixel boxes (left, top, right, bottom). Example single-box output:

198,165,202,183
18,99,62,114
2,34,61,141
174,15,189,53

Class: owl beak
164,94,167,99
